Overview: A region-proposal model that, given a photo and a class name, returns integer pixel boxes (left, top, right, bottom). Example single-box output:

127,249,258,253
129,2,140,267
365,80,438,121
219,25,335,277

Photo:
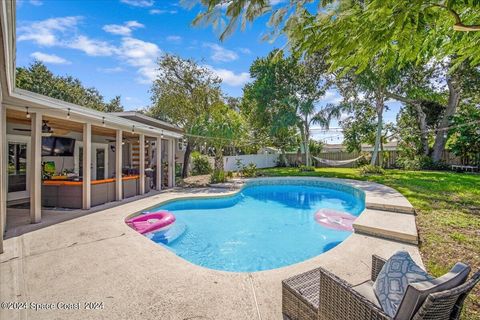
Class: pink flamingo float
126,211,176,234
314,208,356,232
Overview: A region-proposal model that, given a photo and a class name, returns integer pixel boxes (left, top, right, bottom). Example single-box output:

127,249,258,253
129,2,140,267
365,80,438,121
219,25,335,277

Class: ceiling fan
12,121,63,137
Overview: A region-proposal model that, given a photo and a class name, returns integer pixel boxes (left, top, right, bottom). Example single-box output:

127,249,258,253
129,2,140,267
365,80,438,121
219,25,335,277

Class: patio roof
111,111,183,135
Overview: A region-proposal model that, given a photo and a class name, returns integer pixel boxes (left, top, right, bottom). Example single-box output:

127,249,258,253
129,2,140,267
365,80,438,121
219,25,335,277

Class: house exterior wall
0,79,6,253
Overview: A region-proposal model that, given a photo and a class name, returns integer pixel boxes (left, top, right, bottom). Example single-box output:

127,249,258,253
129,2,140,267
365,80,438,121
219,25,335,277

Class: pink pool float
126,211,176,234
314,208,356,232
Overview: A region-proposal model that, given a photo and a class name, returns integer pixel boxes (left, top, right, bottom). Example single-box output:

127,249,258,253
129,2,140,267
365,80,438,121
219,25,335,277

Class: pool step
353,209,418,245
365,203,415,214
150,222,187,244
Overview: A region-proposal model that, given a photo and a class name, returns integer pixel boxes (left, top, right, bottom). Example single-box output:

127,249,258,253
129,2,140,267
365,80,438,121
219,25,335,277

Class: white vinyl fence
223,154,279,171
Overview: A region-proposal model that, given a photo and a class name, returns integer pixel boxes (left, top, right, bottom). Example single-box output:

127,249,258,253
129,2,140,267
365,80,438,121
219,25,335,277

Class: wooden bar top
43,175,140,186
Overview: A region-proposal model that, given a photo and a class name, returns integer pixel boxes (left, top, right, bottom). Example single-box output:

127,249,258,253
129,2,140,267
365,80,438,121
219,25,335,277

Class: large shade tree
332,63,404,165
242,50,299,165
242,50,333,166
149,54,223,178
191,1,480,60
16,61,124,112
191,0,480,163
198,103,246,171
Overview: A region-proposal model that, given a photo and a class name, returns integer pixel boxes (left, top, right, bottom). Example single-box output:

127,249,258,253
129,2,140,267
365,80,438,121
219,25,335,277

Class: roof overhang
110,111,183,134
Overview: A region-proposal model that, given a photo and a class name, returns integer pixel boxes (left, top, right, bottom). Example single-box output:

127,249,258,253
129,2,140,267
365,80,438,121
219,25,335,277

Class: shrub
226,171,233,178
240,163,257,177
175,163,182,177
396,157,423,170
359,165,385,176
191,152,212,176
299,165,315,172
210,170,226,183
397,155,449,171
356,152,371,166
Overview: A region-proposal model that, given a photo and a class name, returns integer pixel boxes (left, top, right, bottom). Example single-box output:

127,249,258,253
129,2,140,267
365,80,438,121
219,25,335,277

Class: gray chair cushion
394,262,470,320
373,251,433,317
353,280,381,308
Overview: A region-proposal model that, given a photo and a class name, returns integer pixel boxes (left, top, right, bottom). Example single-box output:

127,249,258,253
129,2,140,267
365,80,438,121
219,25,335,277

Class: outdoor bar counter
42,175,150,208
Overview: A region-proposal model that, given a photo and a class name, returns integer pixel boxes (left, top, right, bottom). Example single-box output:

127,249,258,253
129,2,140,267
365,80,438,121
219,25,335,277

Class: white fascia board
111,111,183,131
6,89,183,139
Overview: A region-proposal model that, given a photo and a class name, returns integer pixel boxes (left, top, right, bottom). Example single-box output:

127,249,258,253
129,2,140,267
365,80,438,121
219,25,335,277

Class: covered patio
2,94,182,244
0,1,183,252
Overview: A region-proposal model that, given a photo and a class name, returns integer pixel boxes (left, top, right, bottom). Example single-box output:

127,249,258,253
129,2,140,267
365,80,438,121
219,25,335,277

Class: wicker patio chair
282,255,480,320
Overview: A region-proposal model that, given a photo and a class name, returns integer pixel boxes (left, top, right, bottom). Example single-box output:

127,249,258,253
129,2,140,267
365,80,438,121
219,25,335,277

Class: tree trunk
371,94,384,166
379,140,384,167
279,149,289,167
302,120,311,167
384,92,429,156
181,141,192,178
412,103,429,156
431,76,461,162
214,149,224,171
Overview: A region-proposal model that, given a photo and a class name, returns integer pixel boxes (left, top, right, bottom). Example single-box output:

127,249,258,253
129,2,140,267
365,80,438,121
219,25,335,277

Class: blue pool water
150,183,364,272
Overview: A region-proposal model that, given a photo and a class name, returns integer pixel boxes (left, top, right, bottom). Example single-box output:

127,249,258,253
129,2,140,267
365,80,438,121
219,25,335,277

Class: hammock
312,155,364,167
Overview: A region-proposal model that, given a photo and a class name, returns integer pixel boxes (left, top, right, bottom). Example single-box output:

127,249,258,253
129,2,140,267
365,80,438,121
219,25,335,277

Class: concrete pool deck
1,177,421,320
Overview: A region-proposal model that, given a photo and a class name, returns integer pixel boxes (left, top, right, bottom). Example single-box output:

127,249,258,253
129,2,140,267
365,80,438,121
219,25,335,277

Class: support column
82,123,91,210
168,139,175,188
139,133,145,195
30,112,42,223
115,130,123,201
156,137,162,191
0,105,7,253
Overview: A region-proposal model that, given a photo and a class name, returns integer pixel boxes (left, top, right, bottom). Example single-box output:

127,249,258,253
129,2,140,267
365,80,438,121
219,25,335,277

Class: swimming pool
147,180,365,272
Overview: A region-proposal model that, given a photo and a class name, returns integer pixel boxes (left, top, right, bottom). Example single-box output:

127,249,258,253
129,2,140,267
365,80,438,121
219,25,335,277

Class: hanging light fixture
161,130,164,138
66,108,71,119
132,125,135,134
25,107,30,119
102,117,106,127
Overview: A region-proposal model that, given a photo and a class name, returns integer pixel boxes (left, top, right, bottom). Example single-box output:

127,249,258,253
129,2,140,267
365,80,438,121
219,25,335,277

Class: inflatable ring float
314,208,356,232
126,211,176,234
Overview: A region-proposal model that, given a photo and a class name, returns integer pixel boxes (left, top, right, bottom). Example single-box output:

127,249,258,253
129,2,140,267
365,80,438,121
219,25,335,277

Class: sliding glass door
7,136,30,201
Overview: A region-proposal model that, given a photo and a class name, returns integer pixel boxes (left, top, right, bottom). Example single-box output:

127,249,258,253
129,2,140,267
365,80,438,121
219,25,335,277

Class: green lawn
260,167,480,319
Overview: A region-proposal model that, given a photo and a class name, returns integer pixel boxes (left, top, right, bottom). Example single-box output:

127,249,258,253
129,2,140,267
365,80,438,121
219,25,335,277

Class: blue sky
16,0,402,143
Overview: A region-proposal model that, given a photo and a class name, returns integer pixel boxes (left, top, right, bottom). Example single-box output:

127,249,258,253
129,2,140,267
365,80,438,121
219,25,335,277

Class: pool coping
212,177,415,214
1,177,421,320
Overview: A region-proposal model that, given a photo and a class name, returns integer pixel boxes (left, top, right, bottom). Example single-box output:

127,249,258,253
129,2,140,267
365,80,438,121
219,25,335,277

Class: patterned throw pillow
373,251,433,318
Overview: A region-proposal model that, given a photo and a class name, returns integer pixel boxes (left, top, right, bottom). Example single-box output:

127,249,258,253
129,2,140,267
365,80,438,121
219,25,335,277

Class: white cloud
97,66,124,73
205,65,250,86
18,16,81,46
67,35,118,56
29,0,43,6
166,35,182,43
30,52,70,64
239,48,252,55
118,37,161,83
149,9,177,15
204,43,238,62
120,0,154,7
19,16,162,85
103,20,144,36
322,89,343,105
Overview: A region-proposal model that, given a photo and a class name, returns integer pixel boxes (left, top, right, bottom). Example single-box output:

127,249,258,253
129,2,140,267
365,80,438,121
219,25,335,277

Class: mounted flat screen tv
42,137,75,156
